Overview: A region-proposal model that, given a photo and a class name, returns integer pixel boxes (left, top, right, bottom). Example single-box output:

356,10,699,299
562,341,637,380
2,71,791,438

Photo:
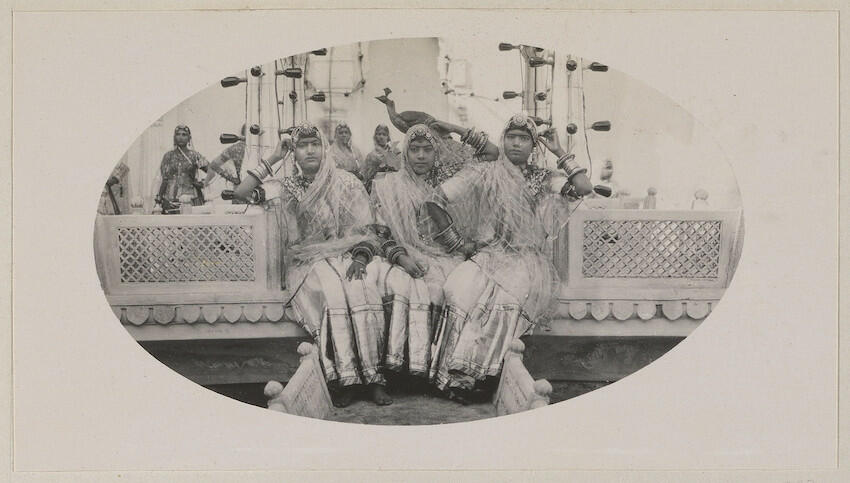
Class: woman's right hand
270,135,293,163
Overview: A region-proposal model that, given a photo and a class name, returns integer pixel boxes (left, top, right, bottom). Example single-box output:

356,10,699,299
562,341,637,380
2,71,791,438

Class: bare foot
367,384,393,406
332,387,356,408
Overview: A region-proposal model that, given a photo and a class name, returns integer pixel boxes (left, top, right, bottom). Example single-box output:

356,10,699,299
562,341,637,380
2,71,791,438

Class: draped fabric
369,124,474,375
327,141,364,177
429,115,562,391
259,124,386,387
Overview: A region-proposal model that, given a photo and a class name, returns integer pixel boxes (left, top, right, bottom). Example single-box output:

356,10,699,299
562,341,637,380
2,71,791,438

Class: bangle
246,168,265,183
474,132,489,155
566,166,587,182
350,242,375,263
260,158,274,174
247,160,272,181
387,246,408,265
556,153,574,169
558,155,587,181
462,127,479,147
558,155,585,177
380,239,396,253
437,225,465,253
460,128,472,143
433,222,455,240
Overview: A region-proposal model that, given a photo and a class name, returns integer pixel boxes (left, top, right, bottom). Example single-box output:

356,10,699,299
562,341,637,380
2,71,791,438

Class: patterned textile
158,148,208,205
328,142,364,176
291,256,386,386
211,141,245,184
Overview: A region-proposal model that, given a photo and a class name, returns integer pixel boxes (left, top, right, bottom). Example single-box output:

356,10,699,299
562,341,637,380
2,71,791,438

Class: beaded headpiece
407,124,437,146
173,124,192,147
505,114,538,145
290,122,321,143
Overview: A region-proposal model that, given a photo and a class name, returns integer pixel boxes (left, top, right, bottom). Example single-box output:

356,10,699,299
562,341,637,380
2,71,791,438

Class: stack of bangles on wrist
246,158,276,182
433,222,465,253
461,128,489,156
380,238,408,265
350,242,375,265
557,154,587,181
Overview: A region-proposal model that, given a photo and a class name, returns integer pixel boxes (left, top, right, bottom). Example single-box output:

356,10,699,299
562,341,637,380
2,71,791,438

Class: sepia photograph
92,36,744,425
8,3,844,478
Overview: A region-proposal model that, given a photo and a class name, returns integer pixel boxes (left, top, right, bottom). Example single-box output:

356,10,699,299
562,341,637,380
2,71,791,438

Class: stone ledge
114,298,717,329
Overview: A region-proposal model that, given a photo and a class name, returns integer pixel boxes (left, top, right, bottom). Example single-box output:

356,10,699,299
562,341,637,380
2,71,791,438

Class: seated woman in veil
368,123,498,380
426,114,593,402
233,122,391,408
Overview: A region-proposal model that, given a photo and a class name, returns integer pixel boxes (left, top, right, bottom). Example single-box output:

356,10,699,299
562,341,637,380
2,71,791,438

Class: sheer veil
439,115,561,323
264,123,376,289
372,124,476,262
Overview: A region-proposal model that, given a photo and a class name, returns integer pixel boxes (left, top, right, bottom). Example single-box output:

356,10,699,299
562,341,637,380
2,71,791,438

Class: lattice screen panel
582,220,721,279
117,225,256,283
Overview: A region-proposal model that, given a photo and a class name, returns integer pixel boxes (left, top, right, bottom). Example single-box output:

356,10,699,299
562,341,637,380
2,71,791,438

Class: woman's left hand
539,128,565,157
396,254,426,278
428,120,459,136
346,256,369,280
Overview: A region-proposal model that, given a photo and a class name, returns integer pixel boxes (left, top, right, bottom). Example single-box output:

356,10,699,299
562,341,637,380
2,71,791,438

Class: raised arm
423,199,481,259
205,146,240,186
429,120,500,161
539,128,593,197
233,136,291,201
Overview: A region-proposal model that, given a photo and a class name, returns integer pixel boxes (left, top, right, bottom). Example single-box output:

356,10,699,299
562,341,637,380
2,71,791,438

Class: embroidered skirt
429,254,535,392
289,255,387,387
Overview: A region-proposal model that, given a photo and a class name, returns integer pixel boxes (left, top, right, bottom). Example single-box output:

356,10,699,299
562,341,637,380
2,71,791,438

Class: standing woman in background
327,122,364,178
361,124,402,192
155,125,209,212
204,123,247,193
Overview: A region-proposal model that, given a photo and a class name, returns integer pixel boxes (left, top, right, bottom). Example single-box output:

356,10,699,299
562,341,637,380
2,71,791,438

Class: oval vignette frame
92,36,744,426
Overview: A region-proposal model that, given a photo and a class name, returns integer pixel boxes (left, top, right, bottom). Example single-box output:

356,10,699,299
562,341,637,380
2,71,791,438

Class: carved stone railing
547,208,744,337
94,207,744,415
95,207,743,341
93,209,298,341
